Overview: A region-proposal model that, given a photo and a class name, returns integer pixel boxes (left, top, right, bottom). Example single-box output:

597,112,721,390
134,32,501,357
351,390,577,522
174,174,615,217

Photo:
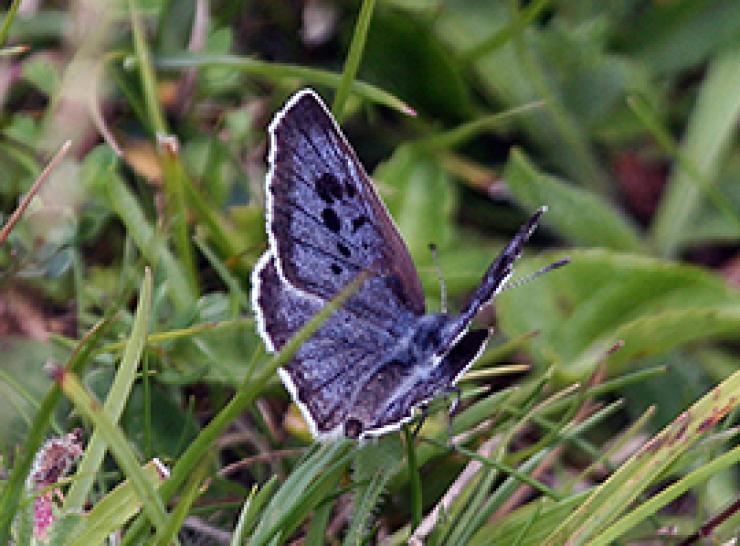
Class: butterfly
252,89,549,440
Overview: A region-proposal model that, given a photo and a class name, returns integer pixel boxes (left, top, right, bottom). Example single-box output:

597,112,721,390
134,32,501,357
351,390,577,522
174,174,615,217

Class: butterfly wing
265,89,425,324
253,89,426,438
253,253,399,438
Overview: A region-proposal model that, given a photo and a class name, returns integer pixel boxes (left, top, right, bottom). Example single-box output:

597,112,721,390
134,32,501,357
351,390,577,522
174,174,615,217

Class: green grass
0,1,739,544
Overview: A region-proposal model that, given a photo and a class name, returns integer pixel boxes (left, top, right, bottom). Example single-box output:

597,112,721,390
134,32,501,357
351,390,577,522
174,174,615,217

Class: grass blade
68,460,168,546
332,0,376,120
543,370,740,545
147,54,416,115
64,268,153,511
128,0,167,135
54,368,169,535
587,443,740,545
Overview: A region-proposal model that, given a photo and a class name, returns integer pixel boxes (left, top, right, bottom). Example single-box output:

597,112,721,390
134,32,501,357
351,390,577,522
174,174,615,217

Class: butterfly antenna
502,257,571,292
458,206,547,324
429,243,448,313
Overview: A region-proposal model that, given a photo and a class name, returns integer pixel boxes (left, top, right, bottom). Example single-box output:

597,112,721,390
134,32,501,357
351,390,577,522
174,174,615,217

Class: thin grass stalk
587,444,740,546
149,54,416,115
332,0,376,120
0,0,22,47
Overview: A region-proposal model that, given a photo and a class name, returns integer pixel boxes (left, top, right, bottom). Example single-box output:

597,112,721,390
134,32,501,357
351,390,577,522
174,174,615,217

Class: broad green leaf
505,149,644,252
496,249,740,380
374,145,456,268
650,46,740,257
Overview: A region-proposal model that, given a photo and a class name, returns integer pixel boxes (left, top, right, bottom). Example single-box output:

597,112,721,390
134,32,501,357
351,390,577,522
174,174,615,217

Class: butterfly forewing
266,90,425,321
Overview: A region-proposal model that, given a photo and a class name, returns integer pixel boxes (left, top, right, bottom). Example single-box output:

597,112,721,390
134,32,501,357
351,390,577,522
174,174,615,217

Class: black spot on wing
352,215,368,232
337,242,351,257
321,207,341,232
315,172,344,204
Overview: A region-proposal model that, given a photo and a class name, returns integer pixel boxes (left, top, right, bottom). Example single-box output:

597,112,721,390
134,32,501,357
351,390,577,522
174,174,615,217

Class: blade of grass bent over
64,268,154,511
148,54,416,116
68,461,167,546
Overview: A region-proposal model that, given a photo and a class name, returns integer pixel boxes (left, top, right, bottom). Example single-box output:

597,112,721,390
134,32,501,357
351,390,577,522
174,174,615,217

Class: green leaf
21,56,61,96
434,3,609,192
496,249,740,380
650,46,740,257
344,436,405,546
374,145,456,268
504,149,644,252
625,0,740,76
362,9,472,120
67,460,167,546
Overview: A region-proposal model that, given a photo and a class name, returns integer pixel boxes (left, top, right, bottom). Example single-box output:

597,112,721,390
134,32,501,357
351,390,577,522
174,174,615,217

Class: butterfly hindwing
253,253,399,437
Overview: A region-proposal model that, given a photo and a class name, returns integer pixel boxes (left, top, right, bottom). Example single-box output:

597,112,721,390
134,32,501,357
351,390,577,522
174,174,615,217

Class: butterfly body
252,89,545,440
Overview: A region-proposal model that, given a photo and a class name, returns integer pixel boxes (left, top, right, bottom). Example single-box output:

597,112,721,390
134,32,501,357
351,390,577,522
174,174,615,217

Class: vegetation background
0,0,738,544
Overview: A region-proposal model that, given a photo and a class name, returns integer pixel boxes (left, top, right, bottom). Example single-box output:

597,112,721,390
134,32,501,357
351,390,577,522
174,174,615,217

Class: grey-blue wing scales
266,90,425,328
254,254,398,436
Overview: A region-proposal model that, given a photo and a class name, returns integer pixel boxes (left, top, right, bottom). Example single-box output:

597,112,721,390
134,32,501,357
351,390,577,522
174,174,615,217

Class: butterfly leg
446,385,462,441
411,404,430,438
